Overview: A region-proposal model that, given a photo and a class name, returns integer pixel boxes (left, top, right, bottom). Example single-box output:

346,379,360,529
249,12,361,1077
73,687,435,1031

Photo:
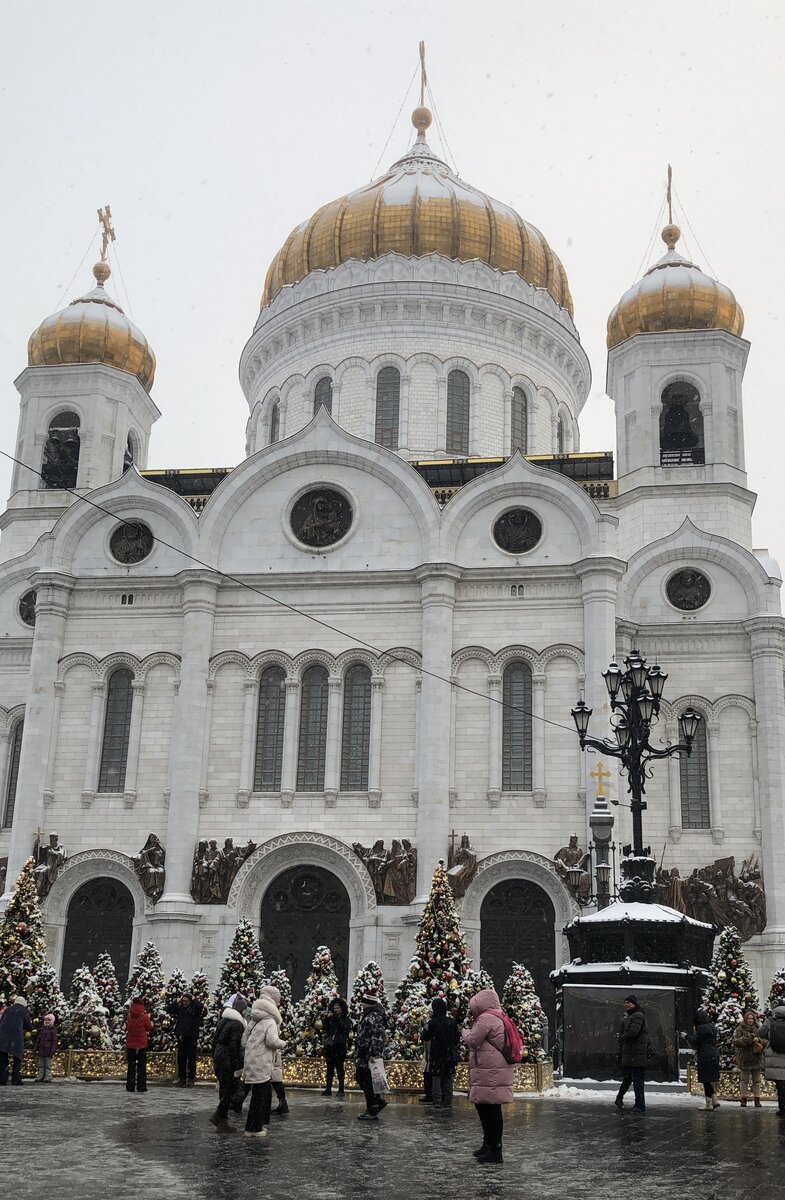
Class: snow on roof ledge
565,900,714,930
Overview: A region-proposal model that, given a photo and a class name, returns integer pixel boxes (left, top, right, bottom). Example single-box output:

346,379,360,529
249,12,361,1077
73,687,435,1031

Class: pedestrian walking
322,997,351,1097
0,994,32,1086
242,986,287,1139
422,997,460,1107
125,996,152,1093
34,1013,58,1083
462,987,516,1165
733,1010,765,1107
760,1003,785,1117
210,992,248,1132
172,992,205,1087
354,992,388,1122
614,995,648,1113
687,1009,721,1109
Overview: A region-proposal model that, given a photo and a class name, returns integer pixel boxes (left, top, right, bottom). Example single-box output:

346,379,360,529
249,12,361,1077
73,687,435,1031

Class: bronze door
260,865,350,998
480,879,556,1033
60,877,135,991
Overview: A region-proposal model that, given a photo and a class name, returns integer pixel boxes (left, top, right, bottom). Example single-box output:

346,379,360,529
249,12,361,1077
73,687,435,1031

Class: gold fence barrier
686,1064,778,1101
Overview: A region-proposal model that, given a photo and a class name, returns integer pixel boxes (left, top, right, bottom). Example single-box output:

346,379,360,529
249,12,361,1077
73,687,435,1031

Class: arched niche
260,864,351,998
60,877,135,992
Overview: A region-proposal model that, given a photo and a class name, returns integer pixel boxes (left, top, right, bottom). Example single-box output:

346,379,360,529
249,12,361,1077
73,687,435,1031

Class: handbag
369,1058,388,1095
753,1037,765,1056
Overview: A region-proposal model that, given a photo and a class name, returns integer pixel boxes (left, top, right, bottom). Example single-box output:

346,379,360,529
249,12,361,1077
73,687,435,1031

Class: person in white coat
242,986,287,1138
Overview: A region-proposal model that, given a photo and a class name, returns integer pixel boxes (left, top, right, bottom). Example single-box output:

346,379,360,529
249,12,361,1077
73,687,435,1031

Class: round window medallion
109,520,154,564
666,568,711,611
18,589,37,627
290,488,353,548
493,508,543,555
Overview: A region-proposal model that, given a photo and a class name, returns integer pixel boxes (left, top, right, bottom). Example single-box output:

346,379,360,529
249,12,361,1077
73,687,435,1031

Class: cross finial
97,205,115,263
666,165,673,225
419,40,427,107
589,761,612,798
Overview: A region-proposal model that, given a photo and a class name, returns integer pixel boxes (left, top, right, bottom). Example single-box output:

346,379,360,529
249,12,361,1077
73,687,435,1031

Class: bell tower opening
660,381,704,467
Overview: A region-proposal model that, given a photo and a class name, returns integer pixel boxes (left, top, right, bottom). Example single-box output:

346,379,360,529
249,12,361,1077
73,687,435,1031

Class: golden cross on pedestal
97,205,116,262
666,164,673,225
590,761,612,798
419,40,427,107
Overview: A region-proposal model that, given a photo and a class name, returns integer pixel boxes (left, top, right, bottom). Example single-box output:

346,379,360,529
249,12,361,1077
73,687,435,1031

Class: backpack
770,1017,785,1055
493,1010,523,1064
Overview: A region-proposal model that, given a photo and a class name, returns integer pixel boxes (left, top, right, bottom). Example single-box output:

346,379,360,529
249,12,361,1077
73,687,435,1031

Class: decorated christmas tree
501,962,545,1063
188,969,212,1050
350,961,389,1026
268,968,296,1051
391,978,432,1060
126,940,167,1050
765,965,785,1015
27,961,69,1032
202,918,266,1049
161,967,189,1048
67,966,113,1049
715,996,746,1069
93,952,124,1049
0,858,47,1002
292,946,339,1057
703,925,759,1020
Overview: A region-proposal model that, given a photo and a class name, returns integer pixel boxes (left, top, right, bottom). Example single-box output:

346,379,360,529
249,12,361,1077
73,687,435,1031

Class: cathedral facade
1,105,783,1011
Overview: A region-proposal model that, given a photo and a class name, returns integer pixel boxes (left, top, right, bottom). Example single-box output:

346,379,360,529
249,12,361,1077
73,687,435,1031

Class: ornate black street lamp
570,651,701,864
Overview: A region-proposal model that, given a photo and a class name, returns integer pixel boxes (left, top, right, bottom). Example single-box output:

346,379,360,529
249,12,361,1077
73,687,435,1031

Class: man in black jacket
354,993,387,1121
615,995,648,1113
173,993,205,1087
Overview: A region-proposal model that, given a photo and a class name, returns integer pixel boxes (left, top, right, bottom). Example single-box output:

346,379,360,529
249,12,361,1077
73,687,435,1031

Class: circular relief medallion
18,589,37,627
493,507,543,554
109,520,155,565
290,488,352,548
666,568,711,611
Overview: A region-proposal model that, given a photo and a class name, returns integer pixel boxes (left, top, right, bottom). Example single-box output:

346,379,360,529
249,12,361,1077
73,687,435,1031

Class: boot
754,1097,762,1108
186,1080,195,1089
712,1098,721,1110
209,1111,235,1133
473,1144,490,1159
273,1101,290,1116
476,1146,503,1164
740,1097,748,1107
705,1097,713,1110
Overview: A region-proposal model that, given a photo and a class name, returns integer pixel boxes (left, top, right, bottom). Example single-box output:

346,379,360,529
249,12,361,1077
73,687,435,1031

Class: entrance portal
480,878,556,1034
260,865,350,999
60,877,135,991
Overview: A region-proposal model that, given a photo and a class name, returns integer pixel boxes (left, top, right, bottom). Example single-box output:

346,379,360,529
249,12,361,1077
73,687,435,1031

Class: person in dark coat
210,993,248,1131
35,1013,59,1083
687,1009,721,1109
322,997,351,1097
614,995,648,1112
760,1004,785,1116
125,996,152,1093
422,997,460,1107
354,993,387,1121
0,995,33,1086
172,993,205,1087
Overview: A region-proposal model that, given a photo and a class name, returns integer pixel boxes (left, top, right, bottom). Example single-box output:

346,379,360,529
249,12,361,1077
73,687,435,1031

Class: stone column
2,572,74,900
411,677,422,807
487,673,501,808
532,673,547,807
280,677,301,809
81,681,106,807
745,618,785,932
199,680,214,808
750,718,762,842
122,679,147,809
398,374,411,452
707,719,724,844
414,565,460,896
43,681,65,808
323,676,342,808
236,678,258,809
368,676,384,809
0,730,11,824
666,721,682,841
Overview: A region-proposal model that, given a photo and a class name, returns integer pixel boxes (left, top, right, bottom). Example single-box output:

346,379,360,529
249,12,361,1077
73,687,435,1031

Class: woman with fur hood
242,985,287,1138
210,992,248,1132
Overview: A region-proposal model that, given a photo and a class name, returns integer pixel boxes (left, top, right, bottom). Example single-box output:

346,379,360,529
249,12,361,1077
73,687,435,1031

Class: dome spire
411,40,433,140
661,164,681,252
93,204,115,286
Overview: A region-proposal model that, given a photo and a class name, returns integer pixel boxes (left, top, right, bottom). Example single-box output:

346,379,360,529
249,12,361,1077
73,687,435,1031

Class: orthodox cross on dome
97,205,115,262
419,40,427,107
412,41,432,140
589,761,612,799
662,165,681,251
666,164,673,225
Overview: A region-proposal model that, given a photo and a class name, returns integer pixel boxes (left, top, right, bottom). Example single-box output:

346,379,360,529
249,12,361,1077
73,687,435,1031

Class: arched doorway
480,878,556,1033
60,877,135,991
260,865,350,999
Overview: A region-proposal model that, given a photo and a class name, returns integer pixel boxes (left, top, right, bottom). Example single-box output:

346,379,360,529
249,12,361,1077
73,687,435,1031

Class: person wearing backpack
462,987,517,1165
614,995,648,1113
760,1003,785,1116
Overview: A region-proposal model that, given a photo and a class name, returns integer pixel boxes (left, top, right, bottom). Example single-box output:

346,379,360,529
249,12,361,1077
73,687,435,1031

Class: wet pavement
1,1083,783,1200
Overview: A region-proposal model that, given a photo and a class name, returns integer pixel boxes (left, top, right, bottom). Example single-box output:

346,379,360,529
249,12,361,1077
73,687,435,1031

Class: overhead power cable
370,59,420,181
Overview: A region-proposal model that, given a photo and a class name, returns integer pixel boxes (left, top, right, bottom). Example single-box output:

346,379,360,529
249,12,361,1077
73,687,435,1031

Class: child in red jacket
126,997,152,1093
35,1013,58,1083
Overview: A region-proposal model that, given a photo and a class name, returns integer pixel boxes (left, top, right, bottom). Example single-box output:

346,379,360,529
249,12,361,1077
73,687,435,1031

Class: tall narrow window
253,666,286,791
340,664,372,790
97,668,134,793
680,719,710,828
511,387,528,454
447,370,470,455
314,376,333,416
502,661,532,791
557,413,567,454
269,403,280,445
660,381,704,467
123,434,136,474
375,367,400,448
41,410,81,489
296,665,329,791
3,720,24,828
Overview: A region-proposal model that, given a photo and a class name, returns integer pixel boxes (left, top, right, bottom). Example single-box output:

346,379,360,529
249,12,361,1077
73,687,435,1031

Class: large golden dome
607,223,744,349
261,108,573,317
28,261,156,392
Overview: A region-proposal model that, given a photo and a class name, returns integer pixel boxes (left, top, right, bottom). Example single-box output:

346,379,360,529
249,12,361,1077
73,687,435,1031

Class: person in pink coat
462,987,514,1165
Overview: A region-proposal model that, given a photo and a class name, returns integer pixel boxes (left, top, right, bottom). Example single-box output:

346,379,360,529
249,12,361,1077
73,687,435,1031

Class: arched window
502,661,533,791
269,402,280,445
557,413,567,454
122,434,136,474
680,719,710,828
296,665,329,791
2,720,24,828
254,666,286,791
511,387,528,454
660,381,704,466
375,367,400,449
41,410,81,489
447,370,470,455
340,664,372,791
98,668,134,793
314,376,333,416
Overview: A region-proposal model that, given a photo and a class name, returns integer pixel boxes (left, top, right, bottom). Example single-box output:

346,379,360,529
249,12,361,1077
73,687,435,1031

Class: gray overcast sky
2,1,784,562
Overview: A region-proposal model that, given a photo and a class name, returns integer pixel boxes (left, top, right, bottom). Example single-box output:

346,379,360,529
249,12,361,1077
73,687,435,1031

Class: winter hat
14,996,27,1008
229,992,249,1012
362,992,378,1004
432,997,447,1017
260,984,281,1007
43,1013,55,1026
624,995,637,1005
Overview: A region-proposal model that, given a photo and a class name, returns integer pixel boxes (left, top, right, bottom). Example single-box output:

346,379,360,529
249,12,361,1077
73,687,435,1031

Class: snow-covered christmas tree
715,996,745,1069
350,961,389,1026
268,968,296,1050
202,918,266,1049
703,926,759,1019
391,978,432,1060
501,962,545,1063
161,967,189,1048
67,966,113,1049
766,965,785,1015
0,858,47,1002
126,941,167,1050
292,946,339,1056
28,961,69,1032
93,952,124,1049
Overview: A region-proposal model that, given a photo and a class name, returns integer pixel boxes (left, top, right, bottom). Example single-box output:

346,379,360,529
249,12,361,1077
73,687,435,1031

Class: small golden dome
261,108,573,317
607,225,744,350
28,261,156,392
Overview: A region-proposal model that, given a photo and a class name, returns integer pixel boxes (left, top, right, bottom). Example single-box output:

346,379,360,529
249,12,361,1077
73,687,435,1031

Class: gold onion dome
607,223,744,349
28,260,156,392
261,107,573,317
